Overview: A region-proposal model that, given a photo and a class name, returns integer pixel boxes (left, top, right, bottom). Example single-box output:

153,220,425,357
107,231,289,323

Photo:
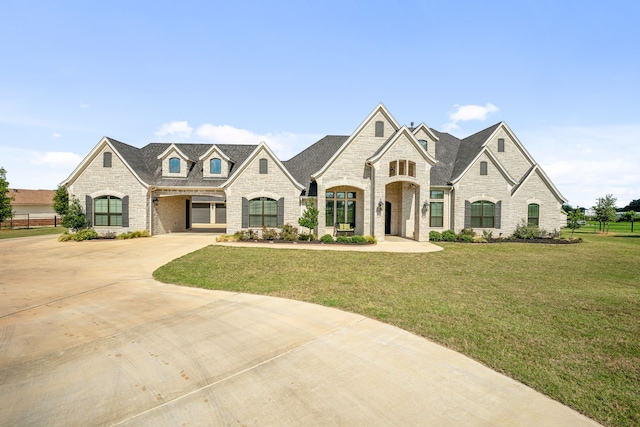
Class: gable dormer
412,123,439,158
157,144,192,178
199,145,232,178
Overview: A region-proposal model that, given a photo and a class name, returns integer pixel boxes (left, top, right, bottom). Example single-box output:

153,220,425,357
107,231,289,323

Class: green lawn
0,226,67,239
154,229,640,427
584,221,638,233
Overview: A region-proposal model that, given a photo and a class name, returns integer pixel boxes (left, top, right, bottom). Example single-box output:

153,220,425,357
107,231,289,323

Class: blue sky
1,0,638,209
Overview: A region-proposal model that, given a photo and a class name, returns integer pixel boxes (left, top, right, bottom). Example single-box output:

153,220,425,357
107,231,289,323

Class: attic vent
103,152,112,168
375,121,384,137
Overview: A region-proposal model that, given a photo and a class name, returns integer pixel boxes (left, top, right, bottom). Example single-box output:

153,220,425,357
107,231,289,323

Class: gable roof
8,189,55,205
429,130,461,186
367,126,436,165
511,164,567,203
283,135,349,190
450,123,502,182
311,103,400,180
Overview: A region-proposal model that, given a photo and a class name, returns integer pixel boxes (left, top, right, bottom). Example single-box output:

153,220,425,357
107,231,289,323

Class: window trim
94,195,123,227
169,157,180,174
471,201,495,228
248,197,278,227
210,158,222,174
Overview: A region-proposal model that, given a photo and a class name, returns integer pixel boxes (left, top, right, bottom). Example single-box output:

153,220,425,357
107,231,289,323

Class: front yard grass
0,226,67,239
153,229,639,427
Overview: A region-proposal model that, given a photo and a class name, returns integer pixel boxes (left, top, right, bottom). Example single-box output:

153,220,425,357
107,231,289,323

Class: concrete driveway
0,234,599,426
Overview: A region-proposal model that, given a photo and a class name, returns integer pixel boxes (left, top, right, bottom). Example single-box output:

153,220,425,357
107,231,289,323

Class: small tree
62,196,89,231
621,210,638,232
298,199,319,236
567,208,585,239
593,194,617,232
0,167,13,224
53,185,70,218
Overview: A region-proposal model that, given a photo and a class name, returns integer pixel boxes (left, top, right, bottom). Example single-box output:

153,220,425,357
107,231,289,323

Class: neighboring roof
429,130,461,186
8,189,55,205
283,135,349,190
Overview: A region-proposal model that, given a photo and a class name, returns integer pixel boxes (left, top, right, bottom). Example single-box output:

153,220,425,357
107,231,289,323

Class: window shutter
121,196,129,227
85,195,93,227
242,197,249,228
103,152,112,167
375,121,384,137
277,198,284,226
495,201,502,229
464,201,471,229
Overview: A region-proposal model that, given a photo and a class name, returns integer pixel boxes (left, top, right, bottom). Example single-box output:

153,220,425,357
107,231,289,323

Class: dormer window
418,139,427,150
169,157,180,173
210,158,221,174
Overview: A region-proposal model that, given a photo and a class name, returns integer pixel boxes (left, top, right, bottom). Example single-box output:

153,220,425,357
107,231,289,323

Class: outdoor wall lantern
153,197,159,206
422,201,429,212
378,199,384,210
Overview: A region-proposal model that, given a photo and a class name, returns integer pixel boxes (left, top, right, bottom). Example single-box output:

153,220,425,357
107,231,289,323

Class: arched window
249,197,278,227
528,204,540,225
169,157,180,173
471,201,495,228
210,158,221,174
94,196,122,226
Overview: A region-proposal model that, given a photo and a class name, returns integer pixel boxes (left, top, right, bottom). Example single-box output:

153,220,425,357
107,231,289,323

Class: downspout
367,161,375,236
149,187,155,236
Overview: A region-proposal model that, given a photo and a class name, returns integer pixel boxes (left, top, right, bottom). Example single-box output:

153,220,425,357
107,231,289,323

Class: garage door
192,203,211,223
215,204,227,224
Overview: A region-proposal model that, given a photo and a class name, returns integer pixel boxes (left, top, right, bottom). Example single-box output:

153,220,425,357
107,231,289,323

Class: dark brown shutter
495,201,502,229
121,196,129,227
277,198,284,226
242,197,249,228
464,200,471,229
85,195,93,227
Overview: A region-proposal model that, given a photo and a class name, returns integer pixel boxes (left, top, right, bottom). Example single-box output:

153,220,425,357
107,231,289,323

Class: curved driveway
0,234,599,426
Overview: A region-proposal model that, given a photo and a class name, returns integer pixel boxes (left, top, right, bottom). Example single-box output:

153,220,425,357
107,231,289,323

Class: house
62,104,567,241
3,189,58,227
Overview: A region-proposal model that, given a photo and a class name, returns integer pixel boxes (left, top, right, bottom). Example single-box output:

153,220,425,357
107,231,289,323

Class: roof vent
410,122,414,127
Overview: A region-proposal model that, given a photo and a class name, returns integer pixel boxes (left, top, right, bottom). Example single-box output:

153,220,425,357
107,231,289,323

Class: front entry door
385,201,391,234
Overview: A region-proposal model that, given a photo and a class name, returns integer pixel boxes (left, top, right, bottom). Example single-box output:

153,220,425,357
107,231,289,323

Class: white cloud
31,151,82,168
154,121,193,138
196,124,321,160
443,103,499,132
521,124,640,209
53,132,62,138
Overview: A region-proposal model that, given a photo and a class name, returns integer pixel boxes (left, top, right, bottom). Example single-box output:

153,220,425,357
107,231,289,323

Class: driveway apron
0,234,599,426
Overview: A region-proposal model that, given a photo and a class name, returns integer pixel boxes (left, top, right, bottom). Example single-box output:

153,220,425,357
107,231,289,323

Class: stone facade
68,143,149,234
63,104,566,239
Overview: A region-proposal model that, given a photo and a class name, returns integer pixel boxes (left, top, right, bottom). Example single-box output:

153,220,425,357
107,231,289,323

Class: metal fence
0,214,63,229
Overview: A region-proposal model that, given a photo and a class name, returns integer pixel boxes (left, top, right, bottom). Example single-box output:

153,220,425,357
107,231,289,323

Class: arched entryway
384,181,419,239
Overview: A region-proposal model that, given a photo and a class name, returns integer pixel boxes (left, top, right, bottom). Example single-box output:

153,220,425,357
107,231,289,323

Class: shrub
482,229,493,240
101,231,117,239
58,232,73,242
364,235,377,244
233,231,249,241
261,226,278,240
279,224,298,241
247,229,260,240
216,234,238,242
298,233,310,241
459,234,474,243
72,228,99,241
458,228,475,238
512,220,547,239
429,231,442,241
351,235,366,244
442,230,457,242
117,230,150,239
336,236,352,244
320,234,334,243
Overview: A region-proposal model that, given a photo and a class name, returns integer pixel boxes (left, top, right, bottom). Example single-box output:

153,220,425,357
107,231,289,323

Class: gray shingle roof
283,135,348,193
105,121,503,191
107,138,257,187
449,123,501,182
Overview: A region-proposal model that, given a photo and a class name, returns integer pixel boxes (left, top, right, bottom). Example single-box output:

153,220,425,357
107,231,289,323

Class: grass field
153,229,639,427
584,221,638,233
0,226,67,239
